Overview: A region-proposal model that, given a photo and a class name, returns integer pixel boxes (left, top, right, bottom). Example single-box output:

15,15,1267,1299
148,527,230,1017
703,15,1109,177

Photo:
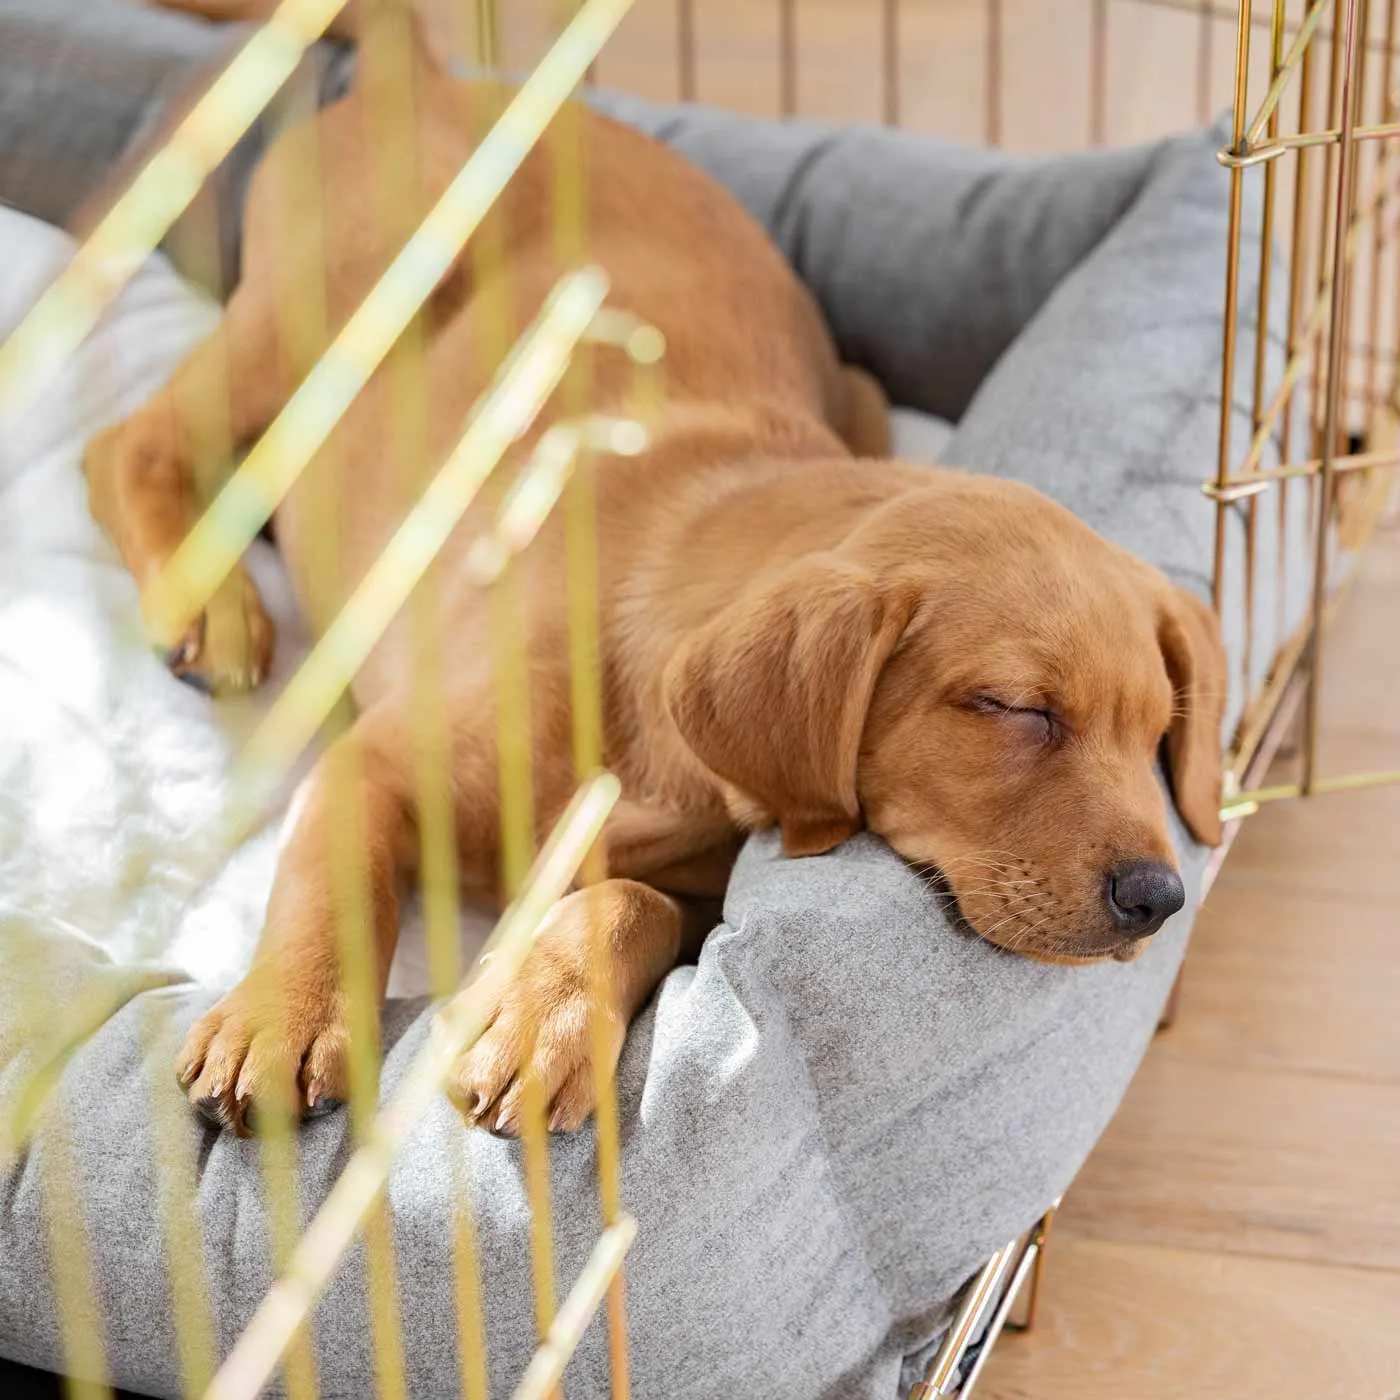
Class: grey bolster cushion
0,17,1301,1397
588,90,1170,425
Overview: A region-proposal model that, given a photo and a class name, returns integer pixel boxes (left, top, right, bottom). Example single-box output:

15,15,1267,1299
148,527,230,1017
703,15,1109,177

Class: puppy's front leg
176,708,414,1134
450,880,690,1135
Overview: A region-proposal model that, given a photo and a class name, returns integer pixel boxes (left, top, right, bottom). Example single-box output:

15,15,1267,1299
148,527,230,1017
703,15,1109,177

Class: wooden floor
981,517,1400,1399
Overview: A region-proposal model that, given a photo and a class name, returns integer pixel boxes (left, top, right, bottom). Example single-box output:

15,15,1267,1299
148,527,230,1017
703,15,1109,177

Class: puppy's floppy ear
664,555,913,858
1158,585,1228,847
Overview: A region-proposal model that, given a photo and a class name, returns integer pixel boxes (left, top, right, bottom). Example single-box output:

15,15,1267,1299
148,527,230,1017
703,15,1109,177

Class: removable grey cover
0,11,1294,1397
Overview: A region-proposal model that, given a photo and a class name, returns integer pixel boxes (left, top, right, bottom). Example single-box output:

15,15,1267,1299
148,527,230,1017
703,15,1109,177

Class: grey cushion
0,0,342,297
588,91,1171,425
0,13,1292,1398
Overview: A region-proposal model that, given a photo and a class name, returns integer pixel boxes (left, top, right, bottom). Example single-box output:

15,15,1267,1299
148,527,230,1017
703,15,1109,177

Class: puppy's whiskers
1002,910,1057,954
974,894,1048,943
919,878,1034,900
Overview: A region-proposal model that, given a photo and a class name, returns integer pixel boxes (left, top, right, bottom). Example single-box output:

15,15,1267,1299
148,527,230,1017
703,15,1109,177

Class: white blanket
0,207,482,995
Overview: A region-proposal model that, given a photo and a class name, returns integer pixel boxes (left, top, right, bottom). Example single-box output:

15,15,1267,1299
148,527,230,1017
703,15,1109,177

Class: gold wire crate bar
1212,93,1400,500
1226,0,1332,156
512,1216,639,1400
908,1203,1058,1400
1225,763,1400,817
1203,444,1400,501
1221,116,1400,165
236,270,619,784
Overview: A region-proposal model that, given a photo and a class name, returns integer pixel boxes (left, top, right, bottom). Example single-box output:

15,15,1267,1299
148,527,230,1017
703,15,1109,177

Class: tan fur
837,365,893,458
85,8,1228,1137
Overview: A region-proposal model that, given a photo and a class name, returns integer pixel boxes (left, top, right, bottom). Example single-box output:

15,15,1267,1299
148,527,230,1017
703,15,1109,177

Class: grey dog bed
0,7,1301,1398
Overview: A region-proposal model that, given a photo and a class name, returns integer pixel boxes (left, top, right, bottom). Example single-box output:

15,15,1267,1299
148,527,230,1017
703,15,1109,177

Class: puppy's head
663,473,1227,963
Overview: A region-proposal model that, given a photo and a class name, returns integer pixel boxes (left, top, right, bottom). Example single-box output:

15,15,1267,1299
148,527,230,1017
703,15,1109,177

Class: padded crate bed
0,17,1299,1400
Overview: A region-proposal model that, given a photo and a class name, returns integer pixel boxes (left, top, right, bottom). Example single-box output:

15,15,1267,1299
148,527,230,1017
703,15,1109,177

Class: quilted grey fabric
0,5,1289,1397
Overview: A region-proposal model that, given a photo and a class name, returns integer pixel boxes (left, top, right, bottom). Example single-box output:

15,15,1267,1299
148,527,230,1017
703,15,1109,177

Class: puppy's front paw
447,949,625,1137
175,978,350,1136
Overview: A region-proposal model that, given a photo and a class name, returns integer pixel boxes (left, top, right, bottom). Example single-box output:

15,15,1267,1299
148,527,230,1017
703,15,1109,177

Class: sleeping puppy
83,11,1227,1136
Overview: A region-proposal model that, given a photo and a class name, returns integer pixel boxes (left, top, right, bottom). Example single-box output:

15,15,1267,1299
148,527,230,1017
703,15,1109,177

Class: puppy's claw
451,985,621,1138
490,1086,523,1139
302,1080,344,1118
173,664,216,698
161,614,204,668
156,569,274,697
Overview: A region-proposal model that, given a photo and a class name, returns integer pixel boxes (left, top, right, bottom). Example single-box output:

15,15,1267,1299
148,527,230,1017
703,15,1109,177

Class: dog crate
0,2,1396,1397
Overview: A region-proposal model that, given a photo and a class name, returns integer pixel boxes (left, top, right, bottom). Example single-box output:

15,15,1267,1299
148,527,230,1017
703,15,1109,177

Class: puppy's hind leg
82,287,289,693
82,73,393,694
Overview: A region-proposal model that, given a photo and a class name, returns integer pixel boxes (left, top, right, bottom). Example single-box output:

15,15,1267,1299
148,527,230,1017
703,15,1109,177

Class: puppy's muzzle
1105,860,1186,939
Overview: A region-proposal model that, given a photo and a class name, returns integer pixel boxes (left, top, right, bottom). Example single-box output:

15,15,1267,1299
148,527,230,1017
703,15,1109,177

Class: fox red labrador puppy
83,7,1227,1136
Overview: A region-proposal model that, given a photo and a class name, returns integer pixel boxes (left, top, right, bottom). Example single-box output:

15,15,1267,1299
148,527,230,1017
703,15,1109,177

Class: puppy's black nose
1106,861,1185,938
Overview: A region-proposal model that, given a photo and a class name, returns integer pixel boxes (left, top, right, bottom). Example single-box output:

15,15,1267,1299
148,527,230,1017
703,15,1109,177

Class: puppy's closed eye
966,694,1061,745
